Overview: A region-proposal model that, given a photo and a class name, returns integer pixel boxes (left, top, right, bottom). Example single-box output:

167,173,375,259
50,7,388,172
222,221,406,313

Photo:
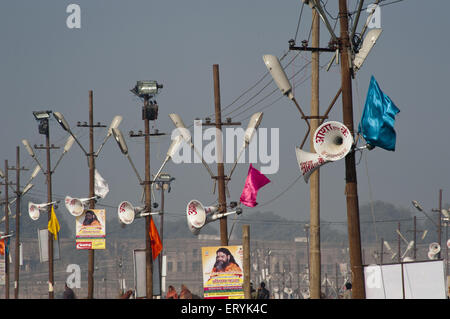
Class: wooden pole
87,90,95,298
309,8,321,299
45,130,54,299
243,225,250,298
144,96,154,298
338,0,365,298
4,160,9,299
14,147,20,299
213,64,228,246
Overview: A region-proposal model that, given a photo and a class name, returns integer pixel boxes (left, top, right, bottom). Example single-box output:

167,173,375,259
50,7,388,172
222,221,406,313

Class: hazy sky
0,0,448,235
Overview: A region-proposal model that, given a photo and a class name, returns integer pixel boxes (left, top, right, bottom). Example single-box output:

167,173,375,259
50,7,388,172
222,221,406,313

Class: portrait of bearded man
210,247,242,275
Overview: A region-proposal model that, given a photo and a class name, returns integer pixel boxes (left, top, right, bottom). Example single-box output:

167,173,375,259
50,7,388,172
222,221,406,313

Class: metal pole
14,147,20,299
243,225,250,298
4,160,9,299
397,222,401,263
88,90,95,299
338,0,365,298
213,64,228,246
46,128,54,299
144,96,153,298
309,8,321,300
438,189,442,259
413,216,417,260
159,185,164,296
380,238,384,265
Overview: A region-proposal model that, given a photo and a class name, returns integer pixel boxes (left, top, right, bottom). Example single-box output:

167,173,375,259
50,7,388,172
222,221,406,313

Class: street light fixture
263,54,311,149
112,128,143,186
168,113,215,178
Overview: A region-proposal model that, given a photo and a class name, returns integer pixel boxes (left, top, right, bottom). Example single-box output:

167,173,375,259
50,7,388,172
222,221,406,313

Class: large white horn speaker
28,201,55,220
117,201,139,225
313,121,353,161
295,148,328,183
28,202,42,221
64,196,85,217
186,200,219,235
429,242,441,254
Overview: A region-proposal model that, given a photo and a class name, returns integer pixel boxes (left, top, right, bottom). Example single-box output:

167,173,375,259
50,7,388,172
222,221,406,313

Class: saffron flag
358,75,400,151
149,217,162,260
0,238,9,256
239,164,271,207
48,205,60,240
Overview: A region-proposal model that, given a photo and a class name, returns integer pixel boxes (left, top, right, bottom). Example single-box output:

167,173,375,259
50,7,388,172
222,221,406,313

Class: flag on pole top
358,75,400,151
239,164,271,207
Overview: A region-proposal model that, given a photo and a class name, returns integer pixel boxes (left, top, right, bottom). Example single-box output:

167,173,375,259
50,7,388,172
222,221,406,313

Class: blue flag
358,76,400,151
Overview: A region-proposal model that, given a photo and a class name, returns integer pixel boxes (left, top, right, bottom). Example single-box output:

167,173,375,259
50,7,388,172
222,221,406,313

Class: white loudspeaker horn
64,196,96,217
186,200,220,235
186,199,242,235
28,201,56,220
313,121,353,161
118,201,144,225
295,147,329,183
428,242,440,255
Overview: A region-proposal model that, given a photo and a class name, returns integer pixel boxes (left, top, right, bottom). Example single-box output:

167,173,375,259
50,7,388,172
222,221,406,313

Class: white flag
94,169,109,199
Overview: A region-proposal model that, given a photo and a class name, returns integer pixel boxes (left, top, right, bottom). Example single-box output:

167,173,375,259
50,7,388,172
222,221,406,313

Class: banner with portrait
75,209,106,250
201,245,244,299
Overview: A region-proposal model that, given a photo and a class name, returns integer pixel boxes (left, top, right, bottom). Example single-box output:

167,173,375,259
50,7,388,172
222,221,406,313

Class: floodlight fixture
33,110,52,120
131,81,163,98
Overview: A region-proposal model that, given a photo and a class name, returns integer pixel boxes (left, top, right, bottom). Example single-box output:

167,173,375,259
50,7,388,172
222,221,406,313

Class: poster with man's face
201,246,244,299
75,209,106,238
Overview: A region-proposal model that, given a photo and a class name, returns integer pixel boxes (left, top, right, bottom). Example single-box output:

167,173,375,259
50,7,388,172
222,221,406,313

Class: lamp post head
411,200,423,212
22,139,35,157
262,55,294,100
112,128,128,155
53,111,71,132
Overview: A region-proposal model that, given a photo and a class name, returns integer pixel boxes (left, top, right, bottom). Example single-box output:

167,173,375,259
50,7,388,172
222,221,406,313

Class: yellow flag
48,205,60,240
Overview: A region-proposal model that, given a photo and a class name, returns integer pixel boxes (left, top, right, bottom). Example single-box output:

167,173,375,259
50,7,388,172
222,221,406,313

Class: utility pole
144,95,154,298
243,225,250,298
309,8,321,300
213,64,228,246
338,0,365,298
34,121,59,299
88,91,95,299
12,146,28,299
76,91,105,298
407,216,423,260
209,64,241,246
3,160,10,299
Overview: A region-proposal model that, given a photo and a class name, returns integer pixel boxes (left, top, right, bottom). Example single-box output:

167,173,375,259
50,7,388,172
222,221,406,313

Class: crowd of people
63,281,352,299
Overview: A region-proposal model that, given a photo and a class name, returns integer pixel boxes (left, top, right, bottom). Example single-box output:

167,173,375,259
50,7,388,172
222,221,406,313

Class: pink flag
240,164,271,207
